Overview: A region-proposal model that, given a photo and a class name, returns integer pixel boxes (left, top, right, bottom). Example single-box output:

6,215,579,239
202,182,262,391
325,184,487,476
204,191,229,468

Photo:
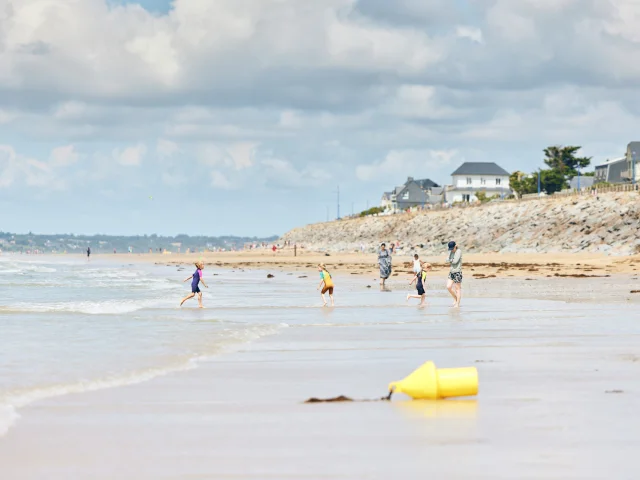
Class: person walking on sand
446,241,462,308
317,264,335,307
180,261,208,308
87,246,91,262
407,261,431,305
378,243,392,287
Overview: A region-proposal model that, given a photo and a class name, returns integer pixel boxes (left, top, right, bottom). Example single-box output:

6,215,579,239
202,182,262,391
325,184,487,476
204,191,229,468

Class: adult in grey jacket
446,241,462,307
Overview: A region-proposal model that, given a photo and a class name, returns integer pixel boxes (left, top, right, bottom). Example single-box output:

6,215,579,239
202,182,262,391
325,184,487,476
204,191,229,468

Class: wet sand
113,249,640,280
1,274,640,479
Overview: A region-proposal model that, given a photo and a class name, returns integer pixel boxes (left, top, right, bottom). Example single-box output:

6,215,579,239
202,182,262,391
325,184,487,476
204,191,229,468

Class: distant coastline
0,232,278,254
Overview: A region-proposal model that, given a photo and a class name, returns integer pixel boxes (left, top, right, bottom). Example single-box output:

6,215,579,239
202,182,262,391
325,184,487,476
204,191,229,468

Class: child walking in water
180,262,208,308
407,261,431,305
317,264,335,307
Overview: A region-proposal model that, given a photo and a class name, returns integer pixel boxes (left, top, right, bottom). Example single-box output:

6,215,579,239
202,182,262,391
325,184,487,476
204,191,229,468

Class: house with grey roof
594,157,627,184
380,177,442,211
594,142,640,184
446,162,512,203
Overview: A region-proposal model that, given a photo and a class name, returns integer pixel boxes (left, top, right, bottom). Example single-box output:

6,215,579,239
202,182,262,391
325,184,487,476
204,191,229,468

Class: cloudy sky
1,0,639,236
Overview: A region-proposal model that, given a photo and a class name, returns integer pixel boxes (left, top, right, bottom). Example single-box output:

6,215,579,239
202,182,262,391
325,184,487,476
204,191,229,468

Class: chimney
407,176,414,182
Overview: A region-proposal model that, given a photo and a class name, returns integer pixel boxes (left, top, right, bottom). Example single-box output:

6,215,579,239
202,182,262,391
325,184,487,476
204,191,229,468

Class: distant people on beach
87,247,91,261
446,241,462,308
180,261,208,308
407,261,431,305
378,243,392,287
317,263,335,307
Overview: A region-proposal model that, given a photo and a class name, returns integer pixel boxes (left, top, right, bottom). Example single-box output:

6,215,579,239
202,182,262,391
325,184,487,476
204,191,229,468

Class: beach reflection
392,399,478,419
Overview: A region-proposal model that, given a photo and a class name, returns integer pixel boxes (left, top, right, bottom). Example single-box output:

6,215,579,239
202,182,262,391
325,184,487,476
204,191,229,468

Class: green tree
509,171,537,197
540,169,568,194
475,191,498,203
543,146,592,176
360,206,385,217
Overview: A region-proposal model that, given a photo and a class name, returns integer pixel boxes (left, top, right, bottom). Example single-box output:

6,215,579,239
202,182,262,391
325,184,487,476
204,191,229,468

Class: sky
1,0,640,237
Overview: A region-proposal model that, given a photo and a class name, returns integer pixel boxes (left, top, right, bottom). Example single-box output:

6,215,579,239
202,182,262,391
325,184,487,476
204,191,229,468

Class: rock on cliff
280,192,640,255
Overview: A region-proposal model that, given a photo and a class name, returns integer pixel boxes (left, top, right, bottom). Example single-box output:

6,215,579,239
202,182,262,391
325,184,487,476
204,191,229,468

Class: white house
446,162,511,203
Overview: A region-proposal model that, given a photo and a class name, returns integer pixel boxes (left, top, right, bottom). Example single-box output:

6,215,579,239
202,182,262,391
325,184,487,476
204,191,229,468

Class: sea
0,255,299,436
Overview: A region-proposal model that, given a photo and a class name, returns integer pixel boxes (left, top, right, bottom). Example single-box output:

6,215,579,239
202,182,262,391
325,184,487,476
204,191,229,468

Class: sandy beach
122,248,640,279
1,254,640,479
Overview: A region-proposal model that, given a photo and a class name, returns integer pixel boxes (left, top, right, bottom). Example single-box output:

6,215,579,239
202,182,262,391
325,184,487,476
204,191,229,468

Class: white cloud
279,110,302,128
156,139,179,157
50,145,79,167
196,143,233,168
456,26,483,44
53,102,87,120
260,155,331,188
2,0,640,217
356,149,459,182
161,171,187,187
226,142,257,170
210,170,234,190
113,143,147,166
0,145,63,190
0,109,16,124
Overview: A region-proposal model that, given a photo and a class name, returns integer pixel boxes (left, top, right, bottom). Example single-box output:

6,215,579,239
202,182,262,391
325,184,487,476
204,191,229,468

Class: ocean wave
0,268,21,275
23,265,57,273
0,322,285,437
0,404,20,437
0,298,170,315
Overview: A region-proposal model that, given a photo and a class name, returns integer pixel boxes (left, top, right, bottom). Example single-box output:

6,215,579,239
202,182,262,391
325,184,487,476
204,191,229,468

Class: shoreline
97,250,640,279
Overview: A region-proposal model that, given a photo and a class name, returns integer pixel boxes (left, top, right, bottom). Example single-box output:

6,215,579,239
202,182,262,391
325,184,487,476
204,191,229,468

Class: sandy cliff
280,192,640,255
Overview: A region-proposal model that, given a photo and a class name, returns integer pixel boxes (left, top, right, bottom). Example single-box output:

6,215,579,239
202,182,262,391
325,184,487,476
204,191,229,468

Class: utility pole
577,166,580,191
633,151,637,187
537,171,541,195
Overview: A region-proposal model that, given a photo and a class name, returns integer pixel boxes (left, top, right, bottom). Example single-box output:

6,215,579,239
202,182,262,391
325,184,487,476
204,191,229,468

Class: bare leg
454,283,462,307
446,279,457,306
180,292,195,306
320,292,327,306
329,293,334,307
197,292,203,308
420,293,426,306
407,294,422,302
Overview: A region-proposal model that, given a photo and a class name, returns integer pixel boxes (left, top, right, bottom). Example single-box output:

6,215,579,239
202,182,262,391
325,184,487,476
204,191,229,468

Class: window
481,178,486,185
402,191,409,200
496,178,501,185
466,177,472,185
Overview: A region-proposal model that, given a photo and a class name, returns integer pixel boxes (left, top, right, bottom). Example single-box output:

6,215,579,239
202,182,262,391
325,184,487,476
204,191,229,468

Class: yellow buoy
388,361,478,400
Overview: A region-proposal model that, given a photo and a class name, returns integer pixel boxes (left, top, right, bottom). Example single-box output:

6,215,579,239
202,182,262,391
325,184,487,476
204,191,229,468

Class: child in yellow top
317,264,335,307
407,261,431,305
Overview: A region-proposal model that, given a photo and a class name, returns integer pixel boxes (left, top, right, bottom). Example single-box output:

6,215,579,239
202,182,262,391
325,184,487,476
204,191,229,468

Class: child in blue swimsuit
407,262,431,305
180,261,208,308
